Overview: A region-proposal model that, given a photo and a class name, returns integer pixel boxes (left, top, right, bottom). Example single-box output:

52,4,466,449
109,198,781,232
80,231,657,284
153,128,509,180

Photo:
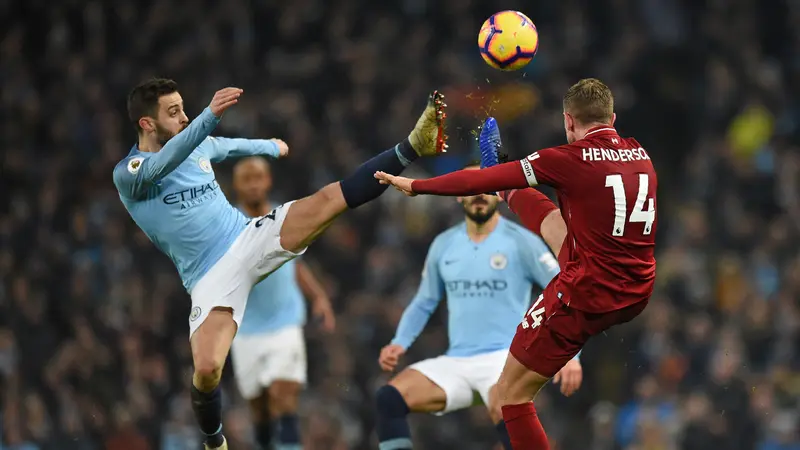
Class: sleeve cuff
202,107,222,124
390,337,410,350
265,139,280,158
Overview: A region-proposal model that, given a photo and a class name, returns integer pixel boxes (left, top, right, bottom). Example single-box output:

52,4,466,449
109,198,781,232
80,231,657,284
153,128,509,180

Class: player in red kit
375,78,657,450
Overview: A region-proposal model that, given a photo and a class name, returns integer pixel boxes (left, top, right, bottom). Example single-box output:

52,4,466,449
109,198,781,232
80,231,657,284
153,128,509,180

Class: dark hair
464,159,482,169
127,78,179,132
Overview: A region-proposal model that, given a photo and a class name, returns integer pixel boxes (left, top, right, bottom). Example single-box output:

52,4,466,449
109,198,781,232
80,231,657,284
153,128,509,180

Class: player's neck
137,134,163,153
577,122,614,139
242,200,271,218
466,213,500,243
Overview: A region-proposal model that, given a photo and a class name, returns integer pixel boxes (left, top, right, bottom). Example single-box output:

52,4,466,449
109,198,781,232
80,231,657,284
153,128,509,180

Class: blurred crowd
1,0,799,449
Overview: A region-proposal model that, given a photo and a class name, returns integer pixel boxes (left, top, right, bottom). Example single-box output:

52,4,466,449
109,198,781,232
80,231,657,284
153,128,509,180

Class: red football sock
502,403,550,450
500,188,558,236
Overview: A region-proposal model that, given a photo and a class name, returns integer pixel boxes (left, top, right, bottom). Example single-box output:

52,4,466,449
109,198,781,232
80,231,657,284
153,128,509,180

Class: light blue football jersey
391,217,563,357
237,259,306,335
237,205,306,336
112,108,281,291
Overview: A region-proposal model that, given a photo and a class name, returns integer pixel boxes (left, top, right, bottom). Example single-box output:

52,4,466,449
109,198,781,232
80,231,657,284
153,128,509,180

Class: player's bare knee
268,381,300,415
193,360,223,391
498,371,548,406
248,395,268,423
541,210,567,256
280,183,347,253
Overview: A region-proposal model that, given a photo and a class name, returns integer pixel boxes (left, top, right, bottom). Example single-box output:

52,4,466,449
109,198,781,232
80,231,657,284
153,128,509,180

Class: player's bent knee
496,355,549,406
280,183,348,253
193,359,223,391
268,381,301,415
541,210,567,256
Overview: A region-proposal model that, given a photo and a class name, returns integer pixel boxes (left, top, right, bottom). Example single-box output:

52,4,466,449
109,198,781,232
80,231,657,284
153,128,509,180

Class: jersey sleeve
205,136,281,162
411,161,530,196
390,234,447,350
113,107,220,199
520,145,576,190
517,229,560,288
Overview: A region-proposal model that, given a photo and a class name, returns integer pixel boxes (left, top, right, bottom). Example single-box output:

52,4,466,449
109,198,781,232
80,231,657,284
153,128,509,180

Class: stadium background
1,0,799,449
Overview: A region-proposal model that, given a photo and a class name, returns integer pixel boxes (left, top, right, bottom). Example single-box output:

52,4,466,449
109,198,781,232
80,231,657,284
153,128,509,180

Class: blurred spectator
1,0,799,449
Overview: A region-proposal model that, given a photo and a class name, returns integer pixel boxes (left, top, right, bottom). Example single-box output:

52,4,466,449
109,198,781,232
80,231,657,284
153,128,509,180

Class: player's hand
374,172,417,196
378,344,406,372
209,87,243,117
311,296,335,333
552,358,583,397
271,139,289,158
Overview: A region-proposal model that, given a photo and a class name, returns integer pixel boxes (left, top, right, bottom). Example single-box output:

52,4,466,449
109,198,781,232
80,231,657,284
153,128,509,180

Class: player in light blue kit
374,166,584,450
231,157,335,450
112,79,447,450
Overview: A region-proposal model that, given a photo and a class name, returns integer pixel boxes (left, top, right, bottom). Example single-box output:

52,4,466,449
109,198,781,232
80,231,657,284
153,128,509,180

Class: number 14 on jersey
605,174,655,236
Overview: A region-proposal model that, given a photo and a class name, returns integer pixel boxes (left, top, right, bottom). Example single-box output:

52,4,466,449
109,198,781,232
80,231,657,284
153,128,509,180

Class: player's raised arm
375,161,527,197
375,142,576,198
388,236,447,351
113,87,242,199
206,136,289,163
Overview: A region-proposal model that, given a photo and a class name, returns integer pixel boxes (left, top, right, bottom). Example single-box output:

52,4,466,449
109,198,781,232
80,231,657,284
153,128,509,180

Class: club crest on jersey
127,157,144,174
198,157,213,173
490,253,508,270
190,306,201,322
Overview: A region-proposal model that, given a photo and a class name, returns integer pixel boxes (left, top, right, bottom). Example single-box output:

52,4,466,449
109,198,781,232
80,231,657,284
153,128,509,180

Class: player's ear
564,112,575,132
138,117,155,133
611,113,617,126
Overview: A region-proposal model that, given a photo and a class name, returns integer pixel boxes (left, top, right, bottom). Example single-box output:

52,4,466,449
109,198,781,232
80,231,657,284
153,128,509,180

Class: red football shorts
509,278,649,378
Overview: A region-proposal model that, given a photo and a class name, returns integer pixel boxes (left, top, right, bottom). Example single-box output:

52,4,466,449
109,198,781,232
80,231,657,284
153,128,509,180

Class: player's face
233,159,272,206
458,166,499,224
153,92,189,146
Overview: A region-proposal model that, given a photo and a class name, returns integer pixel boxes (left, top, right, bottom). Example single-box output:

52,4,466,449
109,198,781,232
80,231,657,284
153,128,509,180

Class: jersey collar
583,126,618,139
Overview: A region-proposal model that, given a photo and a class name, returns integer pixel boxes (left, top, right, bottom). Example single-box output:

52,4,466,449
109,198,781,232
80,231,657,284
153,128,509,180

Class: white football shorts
188,201,306,337
409,349,508,414
230,325,307,399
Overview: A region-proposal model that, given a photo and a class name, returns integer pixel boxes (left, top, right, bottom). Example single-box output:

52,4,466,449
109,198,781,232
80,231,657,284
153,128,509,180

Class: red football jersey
520,126,657,313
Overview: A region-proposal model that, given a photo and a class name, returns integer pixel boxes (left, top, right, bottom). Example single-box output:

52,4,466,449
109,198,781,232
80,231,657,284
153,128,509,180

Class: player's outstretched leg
479,117,566,257
375,370,448,450
278,91,447,253
191,308,238,450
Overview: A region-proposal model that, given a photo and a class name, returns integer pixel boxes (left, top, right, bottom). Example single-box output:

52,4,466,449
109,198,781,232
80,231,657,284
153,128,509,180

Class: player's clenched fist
270,139,290,158
378,344,406,372
209,87,243,117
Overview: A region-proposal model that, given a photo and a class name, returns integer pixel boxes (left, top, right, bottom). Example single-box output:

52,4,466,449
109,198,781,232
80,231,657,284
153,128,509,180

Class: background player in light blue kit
374,163,583,450
231,157,335,450
112,78,447,450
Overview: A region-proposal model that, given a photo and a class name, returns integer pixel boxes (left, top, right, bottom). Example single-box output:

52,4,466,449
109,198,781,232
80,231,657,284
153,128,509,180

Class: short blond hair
563,78,614,125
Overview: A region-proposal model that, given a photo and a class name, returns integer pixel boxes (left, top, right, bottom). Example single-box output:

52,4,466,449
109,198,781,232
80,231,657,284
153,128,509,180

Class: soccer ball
478,11,539,71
